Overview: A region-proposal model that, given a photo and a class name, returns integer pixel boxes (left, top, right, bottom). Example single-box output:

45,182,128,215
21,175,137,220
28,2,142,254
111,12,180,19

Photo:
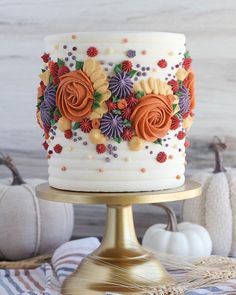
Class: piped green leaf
112,109,121,115
154,138,162,145
76,60,84,70
73,122,80,130
114,64,122,74
49,75,54,84
136,91,145,99
93,101,100,110
57,58,65,68
172,104,178,112
50,119,56,126
184,51,191,59
123,119,132,127
127,69,137,78
114,137,122,144
94,91,102,102
112,96,120,103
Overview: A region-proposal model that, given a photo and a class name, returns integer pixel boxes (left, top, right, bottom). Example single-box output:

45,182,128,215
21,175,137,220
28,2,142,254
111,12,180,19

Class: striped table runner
0,237,235,295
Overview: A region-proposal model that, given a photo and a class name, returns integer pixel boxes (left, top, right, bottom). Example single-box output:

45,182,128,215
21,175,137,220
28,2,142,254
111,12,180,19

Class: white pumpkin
0,154,74,261
183,137,236,256
143,204,212,258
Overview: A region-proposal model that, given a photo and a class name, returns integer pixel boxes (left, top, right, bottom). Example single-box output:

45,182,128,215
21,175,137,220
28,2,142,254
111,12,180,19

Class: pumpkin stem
153,203,178,232
209,136,227,173
0,153,25,185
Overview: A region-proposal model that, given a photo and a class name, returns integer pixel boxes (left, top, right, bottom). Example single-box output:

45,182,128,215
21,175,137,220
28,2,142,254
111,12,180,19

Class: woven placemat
0,253,52,269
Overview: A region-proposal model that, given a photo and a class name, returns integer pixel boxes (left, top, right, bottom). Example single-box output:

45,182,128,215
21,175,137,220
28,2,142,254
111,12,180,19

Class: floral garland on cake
37,51,195,155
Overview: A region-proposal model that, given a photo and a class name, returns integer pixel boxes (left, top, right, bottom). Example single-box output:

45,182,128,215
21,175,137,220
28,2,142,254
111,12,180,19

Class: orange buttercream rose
184,71,196,111
130,94,175,142
56,70,94,122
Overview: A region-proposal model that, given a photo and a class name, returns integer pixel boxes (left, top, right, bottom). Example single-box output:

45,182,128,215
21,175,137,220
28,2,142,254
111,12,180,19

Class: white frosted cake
36,32,195,192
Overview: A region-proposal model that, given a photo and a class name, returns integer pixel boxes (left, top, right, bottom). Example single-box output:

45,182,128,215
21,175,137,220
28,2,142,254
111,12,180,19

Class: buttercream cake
36,32,195,192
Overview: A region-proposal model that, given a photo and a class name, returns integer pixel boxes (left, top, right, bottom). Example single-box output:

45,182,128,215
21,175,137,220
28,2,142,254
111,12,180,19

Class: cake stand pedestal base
63,205,174,294
36,181,201,295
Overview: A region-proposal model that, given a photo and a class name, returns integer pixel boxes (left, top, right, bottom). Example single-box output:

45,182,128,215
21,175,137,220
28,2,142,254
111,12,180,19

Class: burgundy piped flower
183,58,192,70
42,141,49,150
87,46,98,57
96,144,106,154
122,107,132,119
41,53,50,63
80,118,92,133
167,79,179,93
54,144,63,154
64,129,73,139
177,131,186,140
109,72,133,98
122,127,133,141
122,60,132,72
100,112,124,138
106,100,117,112
127,95,139,107
58,65,70,77
156,152,167,163
157,59,167,68
48,61,59,77
170,116,180,130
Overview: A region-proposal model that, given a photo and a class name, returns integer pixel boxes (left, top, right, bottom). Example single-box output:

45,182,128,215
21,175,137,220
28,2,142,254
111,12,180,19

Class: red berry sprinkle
42,141,49,150
58,65,70,77
156,152,167,163
167,79,179,93
64,129,73,139
177,131,186,140
87,46,98,57
41,53,50,63
96,144,106,154
184,140,190,148
157,59,167,68
122,127,133,141
54,144,63,153
80,118,92,133
183,57,192,70
170,116,180,130
121,60,132,72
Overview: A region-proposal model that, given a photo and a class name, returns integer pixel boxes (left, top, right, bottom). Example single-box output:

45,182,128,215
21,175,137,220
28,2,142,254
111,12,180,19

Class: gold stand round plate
36,180,201,295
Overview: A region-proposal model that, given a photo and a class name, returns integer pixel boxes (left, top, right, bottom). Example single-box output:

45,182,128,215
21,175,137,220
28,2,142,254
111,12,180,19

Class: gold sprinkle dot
124,157,131,162
122,38,128,43
88,155,94,160
168,51,174,56
71,34,77,39
141,50,147,55
176,175,181,180
98,168,104,173
140,168,146,173
68,146,73,152
173,144,178,149
106,48,115,54
54,44,59,50
61,166,67,172
152,68,157,72
168,155,173,160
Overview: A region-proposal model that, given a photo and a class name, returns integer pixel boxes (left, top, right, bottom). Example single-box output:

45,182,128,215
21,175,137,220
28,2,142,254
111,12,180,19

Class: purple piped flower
100,112,124,138
109,72,133,98
178,85,190,115
44,84,56,109
40,101,52,129
126,49,136,58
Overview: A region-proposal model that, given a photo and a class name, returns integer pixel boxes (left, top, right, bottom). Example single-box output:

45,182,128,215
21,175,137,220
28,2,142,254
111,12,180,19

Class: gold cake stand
36,180,201,295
